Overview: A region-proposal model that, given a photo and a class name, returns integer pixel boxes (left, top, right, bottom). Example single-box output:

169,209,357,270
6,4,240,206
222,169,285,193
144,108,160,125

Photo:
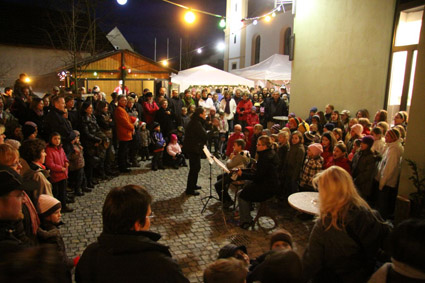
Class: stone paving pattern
62,159,315,283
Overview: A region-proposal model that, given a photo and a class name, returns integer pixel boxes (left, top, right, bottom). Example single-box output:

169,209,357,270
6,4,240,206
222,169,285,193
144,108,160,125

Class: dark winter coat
239,148,280,200
265,98,288,122
26,109,44,136
43,107,76,155
155,107,176,139
80,114,102,155
168,96,184,126
183,115,207,155
38,221,73,281
0,221,26,262
302,206,391,283
351,149,381,199
285,143,305,182
75,231,189,283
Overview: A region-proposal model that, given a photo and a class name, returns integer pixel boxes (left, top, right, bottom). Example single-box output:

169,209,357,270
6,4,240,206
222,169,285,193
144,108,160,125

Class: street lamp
219,18,226,28
216,42,225,51
184,11,196,24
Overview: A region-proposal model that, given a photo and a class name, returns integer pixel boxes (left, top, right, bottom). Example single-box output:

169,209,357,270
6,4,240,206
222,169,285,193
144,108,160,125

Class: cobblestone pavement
62,159,315,283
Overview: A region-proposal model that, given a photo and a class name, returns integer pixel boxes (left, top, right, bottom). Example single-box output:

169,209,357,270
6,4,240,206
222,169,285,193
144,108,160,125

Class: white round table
273,116,288,121
288,192,320,215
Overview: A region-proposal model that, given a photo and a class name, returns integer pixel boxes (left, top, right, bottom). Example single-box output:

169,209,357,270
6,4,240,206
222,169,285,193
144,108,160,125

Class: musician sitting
214,139,251,208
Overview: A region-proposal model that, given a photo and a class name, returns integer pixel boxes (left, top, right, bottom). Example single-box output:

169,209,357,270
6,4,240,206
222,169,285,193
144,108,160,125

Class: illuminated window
386,5,423,122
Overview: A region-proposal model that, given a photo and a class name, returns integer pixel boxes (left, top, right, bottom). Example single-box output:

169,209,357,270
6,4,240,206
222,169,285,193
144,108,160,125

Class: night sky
2,0,227,68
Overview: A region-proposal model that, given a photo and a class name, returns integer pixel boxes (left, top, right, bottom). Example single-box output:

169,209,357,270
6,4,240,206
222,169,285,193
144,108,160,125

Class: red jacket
246,112,259,126
226,132,245,157
45,145,69,183
142,101,159,124
321,146,333,168
236,100,253,121
114,106,134,141
326,156,351,173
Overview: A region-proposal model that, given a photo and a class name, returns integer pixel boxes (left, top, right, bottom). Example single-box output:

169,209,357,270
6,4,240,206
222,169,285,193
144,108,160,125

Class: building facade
224,0,294,72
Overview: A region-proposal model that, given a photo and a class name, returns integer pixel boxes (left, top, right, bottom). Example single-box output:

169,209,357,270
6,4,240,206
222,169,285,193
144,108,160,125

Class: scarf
225,98,231,114
22,191,40,235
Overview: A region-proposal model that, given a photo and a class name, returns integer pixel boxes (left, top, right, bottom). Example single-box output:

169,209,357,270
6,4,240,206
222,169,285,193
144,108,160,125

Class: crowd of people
0,73,423,282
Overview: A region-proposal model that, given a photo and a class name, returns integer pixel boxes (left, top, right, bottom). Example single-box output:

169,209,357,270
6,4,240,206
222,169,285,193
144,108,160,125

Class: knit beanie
271,124,281,133
288,118,298,128
361,135,374,148
387,128,400,141
37,194,61,218
297,122,310,134
304,131,316,143
22,123,37,139
351,124,363,136
270,229,293,249
324,123,335,131
310,107,318,113
311,115,320,123
218,244,247,259
171,134,177,141
251,106,257,111
308,143,323,156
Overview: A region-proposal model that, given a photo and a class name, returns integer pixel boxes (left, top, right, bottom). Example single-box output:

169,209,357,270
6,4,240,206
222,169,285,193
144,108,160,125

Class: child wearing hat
37,194,75,280
374,128,404,219
151,122,166,171
247,229,294,283
247,106,259,127
351,135,381,203
166,134,187,169
299,143,324,191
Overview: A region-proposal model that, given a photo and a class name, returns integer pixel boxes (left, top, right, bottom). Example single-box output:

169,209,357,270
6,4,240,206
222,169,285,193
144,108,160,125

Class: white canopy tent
231,54,292,81
171,64,254,91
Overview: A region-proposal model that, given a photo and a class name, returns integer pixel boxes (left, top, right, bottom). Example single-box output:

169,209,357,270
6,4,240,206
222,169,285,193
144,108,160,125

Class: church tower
223,0,248,71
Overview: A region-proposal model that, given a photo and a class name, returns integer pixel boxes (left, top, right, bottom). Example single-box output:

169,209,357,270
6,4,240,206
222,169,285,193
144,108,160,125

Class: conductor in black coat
183,107,207,196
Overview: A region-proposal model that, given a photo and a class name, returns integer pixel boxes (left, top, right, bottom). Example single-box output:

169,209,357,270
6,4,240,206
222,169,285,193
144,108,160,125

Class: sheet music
212,156,230,174
203,146,214,164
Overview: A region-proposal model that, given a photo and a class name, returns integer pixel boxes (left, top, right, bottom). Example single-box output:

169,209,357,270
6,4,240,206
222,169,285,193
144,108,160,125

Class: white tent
231,54,292,81
171,64,254,91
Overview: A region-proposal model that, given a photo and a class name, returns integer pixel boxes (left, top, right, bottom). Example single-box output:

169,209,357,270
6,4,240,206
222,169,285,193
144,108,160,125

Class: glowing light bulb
219,18,226,28
117,0,127,5
272,12,276,17
216,42,225,51
162,60,168,66
184,11,196,24
197,48,202,54
265,15,271,22
253,19,258,25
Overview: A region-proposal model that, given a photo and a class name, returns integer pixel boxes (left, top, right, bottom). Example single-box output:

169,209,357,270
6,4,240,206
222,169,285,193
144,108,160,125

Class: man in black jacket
75,185,189,283
264,91,288,129
43,96,76,156
183,107,207,196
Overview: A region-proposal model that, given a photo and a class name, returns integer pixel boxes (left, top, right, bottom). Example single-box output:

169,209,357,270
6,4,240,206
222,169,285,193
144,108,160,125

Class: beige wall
0,44,90,91
398,11,425,197
290,0,396,117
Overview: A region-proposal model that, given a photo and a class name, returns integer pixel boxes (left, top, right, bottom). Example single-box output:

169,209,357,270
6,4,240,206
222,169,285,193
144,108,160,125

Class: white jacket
375,139,404,190
219,98,237,121
372,138,386,156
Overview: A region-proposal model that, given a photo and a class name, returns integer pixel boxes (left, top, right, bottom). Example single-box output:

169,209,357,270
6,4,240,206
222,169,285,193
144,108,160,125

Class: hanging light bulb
197,48,202,54
272,12,276,17
277,5,281,12
253,19,258,25
265,15,271,22
184,11,196,24
219,18,226,28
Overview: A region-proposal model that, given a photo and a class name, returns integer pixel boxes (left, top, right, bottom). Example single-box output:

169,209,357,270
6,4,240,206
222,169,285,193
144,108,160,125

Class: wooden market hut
63,49,176,100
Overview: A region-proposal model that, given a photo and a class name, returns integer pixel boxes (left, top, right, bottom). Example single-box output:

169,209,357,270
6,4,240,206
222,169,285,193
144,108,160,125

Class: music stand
201,146,231,214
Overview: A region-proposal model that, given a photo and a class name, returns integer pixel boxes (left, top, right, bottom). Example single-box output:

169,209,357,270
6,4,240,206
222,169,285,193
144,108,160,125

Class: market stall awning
171,64,254,90
231,54,292,81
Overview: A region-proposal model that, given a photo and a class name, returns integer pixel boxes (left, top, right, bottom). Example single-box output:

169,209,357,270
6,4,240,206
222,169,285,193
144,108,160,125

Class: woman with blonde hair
302,166,391,283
